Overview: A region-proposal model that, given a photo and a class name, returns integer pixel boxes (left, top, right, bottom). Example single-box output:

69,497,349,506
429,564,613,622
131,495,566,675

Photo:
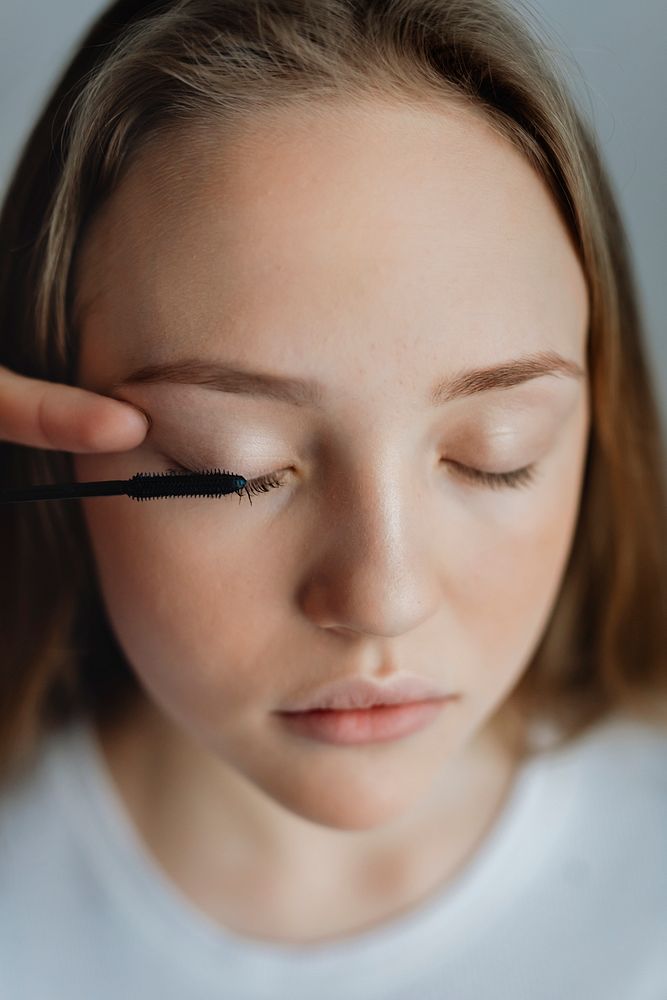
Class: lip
277,700,455,746
277,675,455,713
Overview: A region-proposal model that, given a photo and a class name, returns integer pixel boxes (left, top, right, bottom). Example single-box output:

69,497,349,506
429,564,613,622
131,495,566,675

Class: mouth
276,696,457,746
278,675,455,713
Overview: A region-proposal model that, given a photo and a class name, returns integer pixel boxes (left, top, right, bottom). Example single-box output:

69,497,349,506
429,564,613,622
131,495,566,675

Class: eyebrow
110,349,585,409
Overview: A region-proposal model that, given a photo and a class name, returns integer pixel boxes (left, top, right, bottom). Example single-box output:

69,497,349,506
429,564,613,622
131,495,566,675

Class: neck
91,695,525,945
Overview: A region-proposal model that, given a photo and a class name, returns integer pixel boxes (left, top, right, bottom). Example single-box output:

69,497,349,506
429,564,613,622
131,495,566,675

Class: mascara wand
0,468,247,504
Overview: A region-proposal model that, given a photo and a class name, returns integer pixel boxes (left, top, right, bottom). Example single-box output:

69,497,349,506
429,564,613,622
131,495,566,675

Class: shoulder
569,712,667,783
552,712,667,880
0,732,55,836
0,722,79,903
522,711,667,880
0,720,111,996
549,711,667,806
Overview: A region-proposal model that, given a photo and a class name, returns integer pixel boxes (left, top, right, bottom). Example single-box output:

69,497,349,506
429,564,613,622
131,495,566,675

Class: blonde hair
1,0,666,783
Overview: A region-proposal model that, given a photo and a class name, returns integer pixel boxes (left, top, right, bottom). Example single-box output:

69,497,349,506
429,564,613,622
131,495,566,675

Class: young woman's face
72,99,589,833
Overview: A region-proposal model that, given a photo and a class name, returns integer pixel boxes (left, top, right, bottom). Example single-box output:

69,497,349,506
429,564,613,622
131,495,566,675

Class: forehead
73,99,588,383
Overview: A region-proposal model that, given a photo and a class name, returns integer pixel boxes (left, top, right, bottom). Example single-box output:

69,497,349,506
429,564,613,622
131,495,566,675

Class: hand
0,364,150,453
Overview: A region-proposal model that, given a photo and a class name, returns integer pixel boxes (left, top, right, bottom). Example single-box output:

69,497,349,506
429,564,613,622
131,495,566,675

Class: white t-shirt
0,710,665,1000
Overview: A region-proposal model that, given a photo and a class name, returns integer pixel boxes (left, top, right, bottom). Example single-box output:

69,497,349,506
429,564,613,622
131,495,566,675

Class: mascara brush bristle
127,469,247,501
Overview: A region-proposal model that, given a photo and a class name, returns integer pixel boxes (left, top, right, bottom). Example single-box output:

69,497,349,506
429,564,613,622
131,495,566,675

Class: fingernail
127,404,151,431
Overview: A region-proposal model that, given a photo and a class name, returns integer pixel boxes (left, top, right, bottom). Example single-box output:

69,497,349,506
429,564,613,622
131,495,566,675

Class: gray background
1,0,665,427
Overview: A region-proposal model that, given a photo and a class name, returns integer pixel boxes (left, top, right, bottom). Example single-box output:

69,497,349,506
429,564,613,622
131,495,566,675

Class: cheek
77,489,283,732
457,413,588,680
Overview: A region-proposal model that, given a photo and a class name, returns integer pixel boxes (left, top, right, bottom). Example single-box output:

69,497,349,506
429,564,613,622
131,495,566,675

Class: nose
297,466,442,639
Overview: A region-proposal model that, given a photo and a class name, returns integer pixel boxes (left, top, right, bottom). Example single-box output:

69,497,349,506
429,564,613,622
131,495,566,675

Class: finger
0,366,150,453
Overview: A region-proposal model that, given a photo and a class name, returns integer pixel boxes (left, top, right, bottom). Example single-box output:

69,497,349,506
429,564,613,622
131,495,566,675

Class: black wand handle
0,471,247,504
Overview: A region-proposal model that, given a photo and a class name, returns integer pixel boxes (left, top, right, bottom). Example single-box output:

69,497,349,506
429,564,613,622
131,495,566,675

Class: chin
259,764,433,833
281,795,417,833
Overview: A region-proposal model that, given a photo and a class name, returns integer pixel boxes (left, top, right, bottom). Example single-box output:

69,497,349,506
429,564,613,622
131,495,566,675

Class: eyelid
164,454,541,501
446,459,539,491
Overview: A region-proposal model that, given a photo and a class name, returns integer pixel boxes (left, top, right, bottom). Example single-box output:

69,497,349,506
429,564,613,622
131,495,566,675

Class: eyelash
447,461,539,491
165,465,286,506
166,460,539,504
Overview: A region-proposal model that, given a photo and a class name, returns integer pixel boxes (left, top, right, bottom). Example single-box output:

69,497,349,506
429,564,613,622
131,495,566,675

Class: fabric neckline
46,714,579,993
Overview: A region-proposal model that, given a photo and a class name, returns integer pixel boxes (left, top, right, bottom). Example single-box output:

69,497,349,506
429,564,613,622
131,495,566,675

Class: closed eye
164,463,285,505
165,457,540,502
446,460,539,491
